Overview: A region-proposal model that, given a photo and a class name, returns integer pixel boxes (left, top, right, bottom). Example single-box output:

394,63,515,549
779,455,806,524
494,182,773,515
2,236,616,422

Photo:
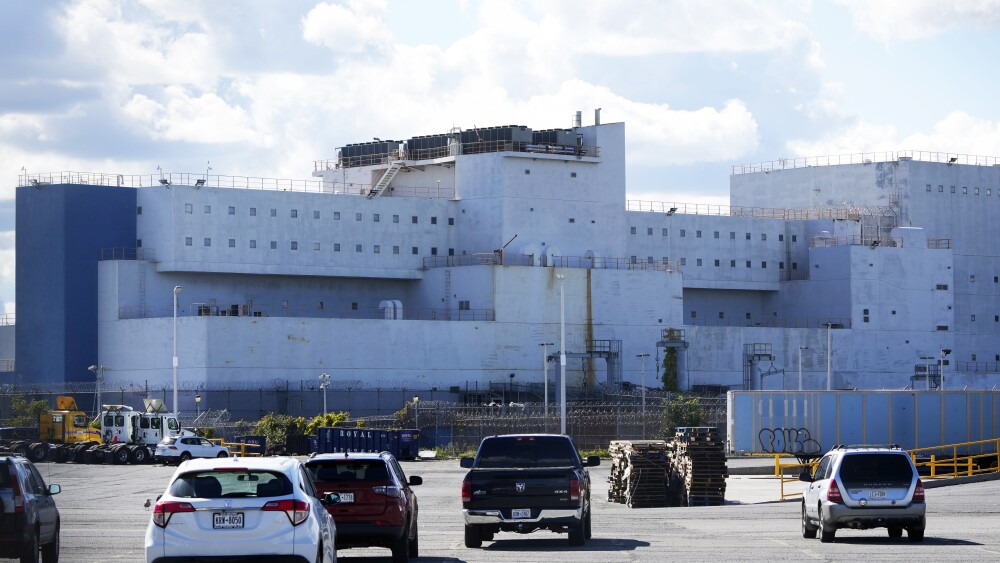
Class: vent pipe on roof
595,108,601,126
574,111,582,128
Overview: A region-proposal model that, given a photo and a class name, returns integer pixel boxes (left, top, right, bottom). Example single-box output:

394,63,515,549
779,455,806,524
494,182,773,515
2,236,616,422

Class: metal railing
732,150,1000,175
423,253,680,272
313,141,601,171
910,438,1000,478
811,235,902,248
686,317,850,329
0,313,13,326
955,361,1000,373
626,200,881,220
117,303,495,322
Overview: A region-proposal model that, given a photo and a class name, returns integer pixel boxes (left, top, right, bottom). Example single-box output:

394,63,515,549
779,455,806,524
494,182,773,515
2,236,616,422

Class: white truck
85,399,190,464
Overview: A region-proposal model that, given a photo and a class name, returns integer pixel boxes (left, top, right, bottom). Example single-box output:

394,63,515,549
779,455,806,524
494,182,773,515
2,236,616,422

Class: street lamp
919,355,935,391
318,373,331,417
194,393,202,417
88,364,107,416
173,285,181,415
939,349,951,391
825,322,832,391
556,273,567,435
636,353,649,438
412,396,420,429
539,342,554,420
798,347,809,391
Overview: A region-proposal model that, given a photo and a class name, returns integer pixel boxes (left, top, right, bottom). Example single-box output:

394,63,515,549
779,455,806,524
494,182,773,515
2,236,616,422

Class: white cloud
123,87,272,145
837,0,1000,42
301,0,392,53
0,231,14,316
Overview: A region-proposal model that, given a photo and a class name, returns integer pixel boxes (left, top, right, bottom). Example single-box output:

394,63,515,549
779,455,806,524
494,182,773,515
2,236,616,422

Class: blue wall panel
16,184,136,384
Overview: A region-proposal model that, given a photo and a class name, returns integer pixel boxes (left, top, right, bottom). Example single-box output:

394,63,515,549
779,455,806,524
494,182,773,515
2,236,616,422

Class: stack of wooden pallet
668,426,728,506
607,440,671,508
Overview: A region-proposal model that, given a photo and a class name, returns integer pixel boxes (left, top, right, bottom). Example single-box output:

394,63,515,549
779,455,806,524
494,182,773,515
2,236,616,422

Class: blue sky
2,0,1000,314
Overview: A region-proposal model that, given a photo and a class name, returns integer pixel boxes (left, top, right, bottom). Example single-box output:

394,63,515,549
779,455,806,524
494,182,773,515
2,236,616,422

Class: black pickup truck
460,434,599,547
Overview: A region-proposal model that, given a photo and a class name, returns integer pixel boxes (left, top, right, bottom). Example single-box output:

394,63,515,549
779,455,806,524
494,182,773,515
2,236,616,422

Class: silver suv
799,445,925,543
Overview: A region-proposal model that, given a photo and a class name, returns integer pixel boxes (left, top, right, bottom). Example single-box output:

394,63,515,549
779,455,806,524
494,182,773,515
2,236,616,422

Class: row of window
631,256,797,269
179,237,454,256
629,226,797,242
926,184,998,196
157,205,455,226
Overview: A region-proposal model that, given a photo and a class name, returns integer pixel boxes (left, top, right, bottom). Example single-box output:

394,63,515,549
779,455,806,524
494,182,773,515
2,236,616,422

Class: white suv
144,456,337,562
799,445,925,543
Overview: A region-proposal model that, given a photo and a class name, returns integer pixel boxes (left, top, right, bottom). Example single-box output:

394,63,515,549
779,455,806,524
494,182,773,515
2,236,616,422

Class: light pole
636,353,649,438
557,273,567,435
318,373,330,417
798,347,808,391
539,342,554,420
939,349,951,390
826,322,832,391
412,396,420,429
88,364,107,417
919,355,934,391
195,393,201,416
172,286,181,415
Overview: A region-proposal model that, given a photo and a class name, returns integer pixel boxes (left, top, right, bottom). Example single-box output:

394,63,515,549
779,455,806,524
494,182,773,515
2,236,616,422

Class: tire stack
607,440,671,508
668,427,727,506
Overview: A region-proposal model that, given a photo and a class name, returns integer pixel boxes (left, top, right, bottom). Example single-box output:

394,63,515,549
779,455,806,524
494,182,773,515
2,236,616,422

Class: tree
661,349,679,392
8,395,50,427
660,393,705,436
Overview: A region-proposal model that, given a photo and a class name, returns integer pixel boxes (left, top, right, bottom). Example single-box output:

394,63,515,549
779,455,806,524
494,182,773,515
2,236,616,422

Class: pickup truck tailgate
467,469,577,513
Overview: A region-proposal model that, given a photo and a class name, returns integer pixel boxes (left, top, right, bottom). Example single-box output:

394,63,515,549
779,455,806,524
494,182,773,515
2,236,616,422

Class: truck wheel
41,523,58,563
29,444,47,463
54,447,69,464
130,447,148,464
568,514,586,546
584,505,592,540
464,525,482,548
12,442,29,458
113,446,130,465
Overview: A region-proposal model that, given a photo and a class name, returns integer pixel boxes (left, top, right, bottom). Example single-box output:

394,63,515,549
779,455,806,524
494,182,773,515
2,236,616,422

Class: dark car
306,452,421,563
1,452,61,563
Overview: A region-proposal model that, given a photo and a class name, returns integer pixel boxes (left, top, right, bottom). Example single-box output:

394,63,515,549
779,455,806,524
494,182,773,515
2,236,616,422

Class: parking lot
31,458,1000,562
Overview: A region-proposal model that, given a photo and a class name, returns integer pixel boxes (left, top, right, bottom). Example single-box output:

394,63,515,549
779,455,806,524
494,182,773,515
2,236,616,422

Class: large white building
12,118,1000,397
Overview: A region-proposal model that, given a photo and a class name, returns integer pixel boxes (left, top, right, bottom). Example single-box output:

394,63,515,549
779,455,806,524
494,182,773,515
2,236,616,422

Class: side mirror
323,492,342,505
459,457,475,469
798,471,813,483
48,484,61,495
408,476,423,486
585,455,601,467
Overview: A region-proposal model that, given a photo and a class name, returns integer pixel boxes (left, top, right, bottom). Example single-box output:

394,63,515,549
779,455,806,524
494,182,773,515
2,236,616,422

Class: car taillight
913,479,925,502
372,485,401,498
9,466,24,513
569,479,581,502
263,499,309,526
462,480,472,503
826,479,843,504
152,501,195,527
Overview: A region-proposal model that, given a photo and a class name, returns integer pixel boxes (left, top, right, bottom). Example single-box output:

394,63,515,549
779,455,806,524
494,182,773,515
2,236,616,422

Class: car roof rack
830,443,901,451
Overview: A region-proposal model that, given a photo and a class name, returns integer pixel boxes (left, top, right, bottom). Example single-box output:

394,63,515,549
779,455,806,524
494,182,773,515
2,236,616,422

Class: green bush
8,395,50,427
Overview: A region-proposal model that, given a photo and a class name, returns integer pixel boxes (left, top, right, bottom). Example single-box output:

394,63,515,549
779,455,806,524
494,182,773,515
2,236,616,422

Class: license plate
868,489,887,499
213,512,244,529
339,492,354,503
511,508,531,519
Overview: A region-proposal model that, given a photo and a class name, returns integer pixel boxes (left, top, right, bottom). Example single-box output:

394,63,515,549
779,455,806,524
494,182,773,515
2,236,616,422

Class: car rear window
170,470,292,498
839,453,915,488
476,437,581,468
0,463,11,488
160,437,177,445
306,460,391,483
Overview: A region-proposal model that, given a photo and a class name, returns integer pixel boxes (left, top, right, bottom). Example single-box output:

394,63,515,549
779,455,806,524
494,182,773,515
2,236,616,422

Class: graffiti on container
758,427,821,457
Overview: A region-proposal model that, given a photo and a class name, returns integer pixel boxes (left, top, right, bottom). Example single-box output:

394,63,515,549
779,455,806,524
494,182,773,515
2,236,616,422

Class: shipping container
314,427,420,460
727,390,1000,456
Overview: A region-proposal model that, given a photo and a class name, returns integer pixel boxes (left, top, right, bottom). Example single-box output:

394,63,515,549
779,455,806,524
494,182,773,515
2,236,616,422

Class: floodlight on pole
412,396,420,429
172,286,181,415
88,364,107,416
195,393,201,416
539,342,554,421
557,273,567,435
939,349,951,391
318,373,331,417
636,353,650,438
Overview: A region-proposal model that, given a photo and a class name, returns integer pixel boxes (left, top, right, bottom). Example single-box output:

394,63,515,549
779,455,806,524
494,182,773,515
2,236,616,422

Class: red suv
305,452,421,563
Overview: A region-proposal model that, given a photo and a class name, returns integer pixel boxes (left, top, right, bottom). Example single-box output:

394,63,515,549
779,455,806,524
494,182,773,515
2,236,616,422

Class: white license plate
868,489,887,499
511,508,531,519
213,512,244,529
339,492,354,503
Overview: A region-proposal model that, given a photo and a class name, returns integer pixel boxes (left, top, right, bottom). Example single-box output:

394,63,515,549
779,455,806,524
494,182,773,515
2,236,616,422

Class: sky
3,0,1000,315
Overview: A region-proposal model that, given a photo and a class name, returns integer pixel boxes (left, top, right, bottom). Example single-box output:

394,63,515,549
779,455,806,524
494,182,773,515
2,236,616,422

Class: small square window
393,214,400,223
393,246,400,254
718,312,725,319
185,203,193,214
137,206,142,215
647,227,653,235
746,261,751,268
963,186,968,194
779,234,784,241
696,258,703,266
228,206,235,215
761,233,767,241
228,238,235,248
334,211,341,220
334,243,341,252
524,169,530,174
761,261,766,268
971,314,976,322
691,311,697,319
352,302,358,310
185,237,192,246
791,235,797,242
270,241,277,250
431,247,438,256
270,208,277,217
569,218,575,223
630,227,637,235
630,256,637,264
680,229,686,237
680,257,687,266
431,217,438,225
412,247,418,255
204,237,211,246
951,185,956,193
745,232,751,240
662,228,668,236
975,187,980,195
448,217,455,225
730,260,736,267
314,242,320,251
926,184,932,192
988,189,993,196
250,240,256,249
792,262,798,270
314,210,320,219
355,244,362,253
412,216,418,224
374,245,380,254
250,207,257,216
729,232,735,239
373,213,380,222
938,185,943,192
290,241,298,250
714,259,720,267
356,212,362,221
291,209,298,218
714,231,719,239
204,205,211,214
779,261,785,269
570,172,577,178
696,230,702,238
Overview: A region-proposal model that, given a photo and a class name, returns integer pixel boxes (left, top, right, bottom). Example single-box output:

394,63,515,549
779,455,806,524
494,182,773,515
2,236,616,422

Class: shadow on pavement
483,537,650,551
